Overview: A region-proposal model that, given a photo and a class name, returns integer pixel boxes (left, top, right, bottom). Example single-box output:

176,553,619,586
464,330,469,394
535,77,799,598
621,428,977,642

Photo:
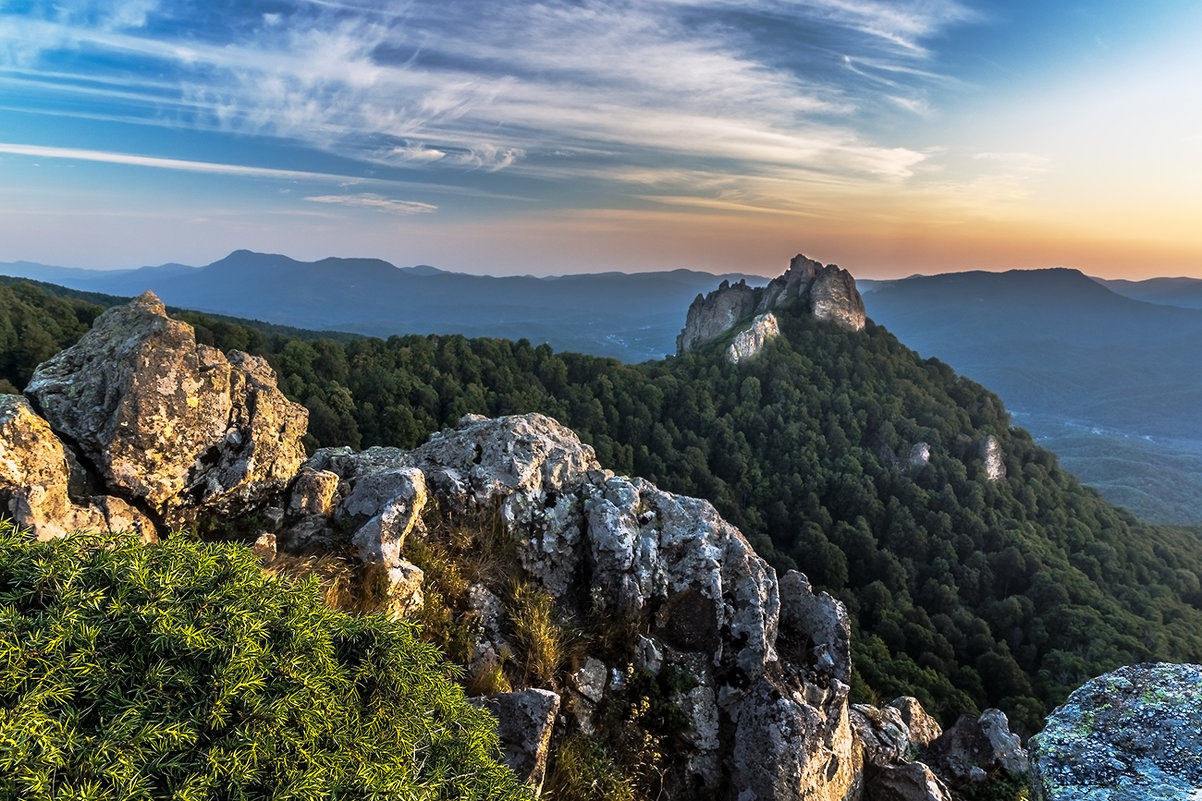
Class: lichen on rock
1030,662,1202,800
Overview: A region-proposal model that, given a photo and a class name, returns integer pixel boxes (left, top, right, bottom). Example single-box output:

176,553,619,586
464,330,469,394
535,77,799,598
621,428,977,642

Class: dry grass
262,549,391,614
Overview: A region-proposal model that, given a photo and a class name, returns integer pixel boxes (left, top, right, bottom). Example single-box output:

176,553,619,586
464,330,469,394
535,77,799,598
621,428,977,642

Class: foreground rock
284,411,871,800
0,395,155,542
468,690,560,794
24,291,307,529
677,253,866,354
1030,663,1202,799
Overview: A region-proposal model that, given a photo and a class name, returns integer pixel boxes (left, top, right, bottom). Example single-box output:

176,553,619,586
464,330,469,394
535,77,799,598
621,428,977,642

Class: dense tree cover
0,523,532,800
0,280,102,393
8,280,1202,733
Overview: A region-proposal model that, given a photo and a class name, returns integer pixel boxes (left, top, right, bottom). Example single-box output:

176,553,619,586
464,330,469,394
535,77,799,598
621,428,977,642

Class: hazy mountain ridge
0,251,766,363
862,267,1202,522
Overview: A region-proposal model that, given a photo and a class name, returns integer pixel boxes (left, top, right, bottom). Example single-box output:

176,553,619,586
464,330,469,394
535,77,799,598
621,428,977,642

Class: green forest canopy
4,278,1202,734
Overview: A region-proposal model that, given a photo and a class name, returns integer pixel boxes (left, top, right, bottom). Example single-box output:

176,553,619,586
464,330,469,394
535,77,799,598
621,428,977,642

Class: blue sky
1,0,1200,277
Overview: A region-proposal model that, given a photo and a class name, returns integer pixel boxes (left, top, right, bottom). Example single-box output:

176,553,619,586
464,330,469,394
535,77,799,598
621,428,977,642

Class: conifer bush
0,522,532,801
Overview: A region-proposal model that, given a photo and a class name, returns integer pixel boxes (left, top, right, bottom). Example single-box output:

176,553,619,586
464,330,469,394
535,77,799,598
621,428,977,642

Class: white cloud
304,193,438,214
0,142,362,181
0,0,977,199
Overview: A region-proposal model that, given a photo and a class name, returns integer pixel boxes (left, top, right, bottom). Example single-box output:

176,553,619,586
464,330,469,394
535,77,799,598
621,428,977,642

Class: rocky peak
23,290,308,529
676,253,866,355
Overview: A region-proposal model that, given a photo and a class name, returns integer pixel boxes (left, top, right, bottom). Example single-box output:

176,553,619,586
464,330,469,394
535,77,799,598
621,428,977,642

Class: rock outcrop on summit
23,291,308,529
677,253,866,355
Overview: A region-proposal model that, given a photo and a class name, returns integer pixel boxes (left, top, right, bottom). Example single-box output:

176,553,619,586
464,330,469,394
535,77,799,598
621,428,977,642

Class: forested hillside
6,278,1202,734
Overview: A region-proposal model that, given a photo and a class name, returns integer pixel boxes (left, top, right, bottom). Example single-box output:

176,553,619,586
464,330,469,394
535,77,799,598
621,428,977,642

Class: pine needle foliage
0,523,534,801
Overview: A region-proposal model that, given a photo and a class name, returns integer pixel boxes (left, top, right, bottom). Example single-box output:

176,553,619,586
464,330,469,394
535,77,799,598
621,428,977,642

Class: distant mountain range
7,251,1202,523
862,268,1202,523
0,251,765,363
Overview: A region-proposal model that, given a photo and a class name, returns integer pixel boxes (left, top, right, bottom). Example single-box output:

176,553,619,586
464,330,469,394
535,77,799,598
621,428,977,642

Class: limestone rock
779,570,851,683
979,435,1006,482
906,443,931,473
676,253,866,355
731,676,862,801
469,689,560,793
287,466,341,517
348,467,427,567
868,762,954,801
851,703,912,766
285,412,859,801
927,708,1027,783
808,263,867,331
1029,663,1202,800
889,697,943,749
0,394,108,539
727,312,780,364
0,394,155,541
676,279,760,353
24,292,308,527
571,657,608,704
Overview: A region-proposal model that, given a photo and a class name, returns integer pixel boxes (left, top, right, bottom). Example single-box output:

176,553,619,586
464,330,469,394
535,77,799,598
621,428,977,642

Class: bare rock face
283,412,864,801
889,696,943,749
869,762,954,801
0,395,155,541
727,312,780,364
468,689,560,794
926,708,1028,784
1030,663,1202,800
808,264,867,331
979,435,1006,482
676,253,866,355
24,291,308,527
676,279,760,354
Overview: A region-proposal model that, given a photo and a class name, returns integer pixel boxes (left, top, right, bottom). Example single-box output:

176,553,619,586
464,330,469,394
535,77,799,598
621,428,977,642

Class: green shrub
0,522,533,801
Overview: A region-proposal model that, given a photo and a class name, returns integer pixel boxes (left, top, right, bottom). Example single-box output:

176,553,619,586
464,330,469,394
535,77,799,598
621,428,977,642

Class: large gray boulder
468,689,560,794
1030,663,1202,800
24,291,308,527
0,394,155,541
926,708,1028,783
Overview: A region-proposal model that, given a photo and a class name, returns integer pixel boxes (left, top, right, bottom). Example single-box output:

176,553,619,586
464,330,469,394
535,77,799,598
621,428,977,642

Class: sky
1,0,1201,279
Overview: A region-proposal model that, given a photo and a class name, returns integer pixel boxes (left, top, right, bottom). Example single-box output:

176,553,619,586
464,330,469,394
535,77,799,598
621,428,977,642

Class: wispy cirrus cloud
305,193,437,215
0,142,361,181
0,0,981,207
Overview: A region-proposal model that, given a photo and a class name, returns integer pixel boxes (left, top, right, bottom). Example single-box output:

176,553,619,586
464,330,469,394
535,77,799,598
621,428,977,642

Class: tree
0,524,531,801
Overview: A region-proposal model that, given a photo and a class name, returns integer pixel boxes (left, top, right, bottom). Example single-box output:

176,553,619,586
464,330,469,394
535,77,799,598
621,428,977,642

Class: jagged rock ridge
0,292,1031,800
677,253,866,355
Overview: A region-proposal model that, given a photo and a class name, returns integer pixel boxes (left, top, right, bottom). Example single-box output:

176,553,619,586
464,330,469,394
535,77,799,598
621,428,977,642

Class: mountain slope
862,268,1202,523
0,251,764,362
7,276,1202,736
1099,275,1202,309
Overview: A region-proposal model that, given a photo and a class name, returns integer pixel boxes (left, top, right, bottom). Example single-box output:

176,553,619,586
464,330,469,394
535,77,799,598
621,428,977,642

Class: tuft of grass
262,548,390,614
543,733,636,801
507,579,575,691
